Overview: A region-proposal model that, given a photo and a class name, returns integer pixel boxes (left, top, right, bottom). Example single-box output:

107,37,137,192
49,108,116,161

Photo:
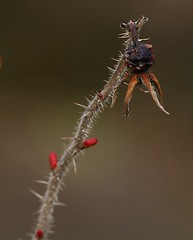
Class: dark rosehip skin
125,43,155,73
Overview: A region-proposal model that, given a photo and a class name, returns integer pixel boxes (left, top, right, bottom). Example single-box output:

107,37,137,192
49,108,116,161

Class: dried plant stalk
30,16,148,240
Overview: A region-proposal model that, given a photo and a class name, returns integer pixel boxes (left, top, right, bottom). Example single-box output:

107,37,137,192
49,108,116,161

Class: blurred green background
0,0,193,239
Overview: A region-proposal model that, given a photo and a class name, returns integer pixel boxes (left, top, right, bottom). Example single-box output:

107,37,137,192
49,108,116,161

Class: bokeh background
0,0,193,239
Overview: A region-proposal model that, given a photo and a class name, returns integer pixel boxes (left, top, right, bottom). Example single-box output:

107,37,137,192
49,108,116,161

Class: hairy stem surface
31,16,148,240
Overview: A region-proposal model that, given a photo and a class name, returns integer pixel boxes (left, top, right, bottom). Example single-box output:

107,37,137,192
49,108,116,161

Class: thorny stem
31,16,148,240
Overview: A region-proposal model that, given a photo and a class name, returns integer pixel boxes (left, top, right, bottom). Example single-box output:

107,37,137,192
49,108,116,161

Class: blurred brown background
0,0,193,239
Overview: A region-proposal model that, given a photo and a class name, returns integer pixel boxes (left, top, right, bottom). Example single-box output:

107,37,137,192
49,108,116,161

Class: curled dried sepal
82,138,98,149
148,72,163,103
36,229,43,239
124,75,139,117
124,72,169,116
49,152,58,170
141,74,169,115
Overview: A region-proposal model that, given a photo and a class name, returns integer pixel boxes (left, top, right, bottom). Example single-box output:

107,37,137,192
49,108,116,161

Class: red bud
49,152,58,170
36,229,43,239
98,92,104,99
83,138,98,148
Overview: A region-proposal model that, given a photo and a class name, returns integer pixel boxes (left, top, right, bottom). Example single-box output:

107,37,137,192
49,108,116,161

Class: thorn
138,37,150,42
119,51,123,57
85,97,90,103
61,136,73,141
119,32,129,37
34,180,48,185
72,159,77,174
54,201,67,207
74,102,87,109
119,35,129,39
89,93,95,98
111,57,119,62
110,88,118,108
30,189,43,201
107,66,115,73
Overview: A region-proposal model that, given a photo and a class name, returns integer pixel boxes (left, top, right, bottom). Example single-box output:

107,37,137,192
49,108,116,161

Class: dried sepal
124,75,139,117
120,16,169,116
141,74,169,115
148,72,163,103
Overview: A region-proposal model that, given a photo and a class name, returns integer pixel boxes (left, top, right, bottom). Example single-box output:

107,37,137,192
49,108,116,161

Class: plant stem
31,16,148,240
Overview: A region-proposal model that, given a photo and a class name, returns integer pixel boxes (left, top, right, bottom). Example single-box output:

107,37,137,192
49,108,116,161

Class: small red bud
98,92,104,99
36,229,43,239
83,138,98,148
49,152,58,170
